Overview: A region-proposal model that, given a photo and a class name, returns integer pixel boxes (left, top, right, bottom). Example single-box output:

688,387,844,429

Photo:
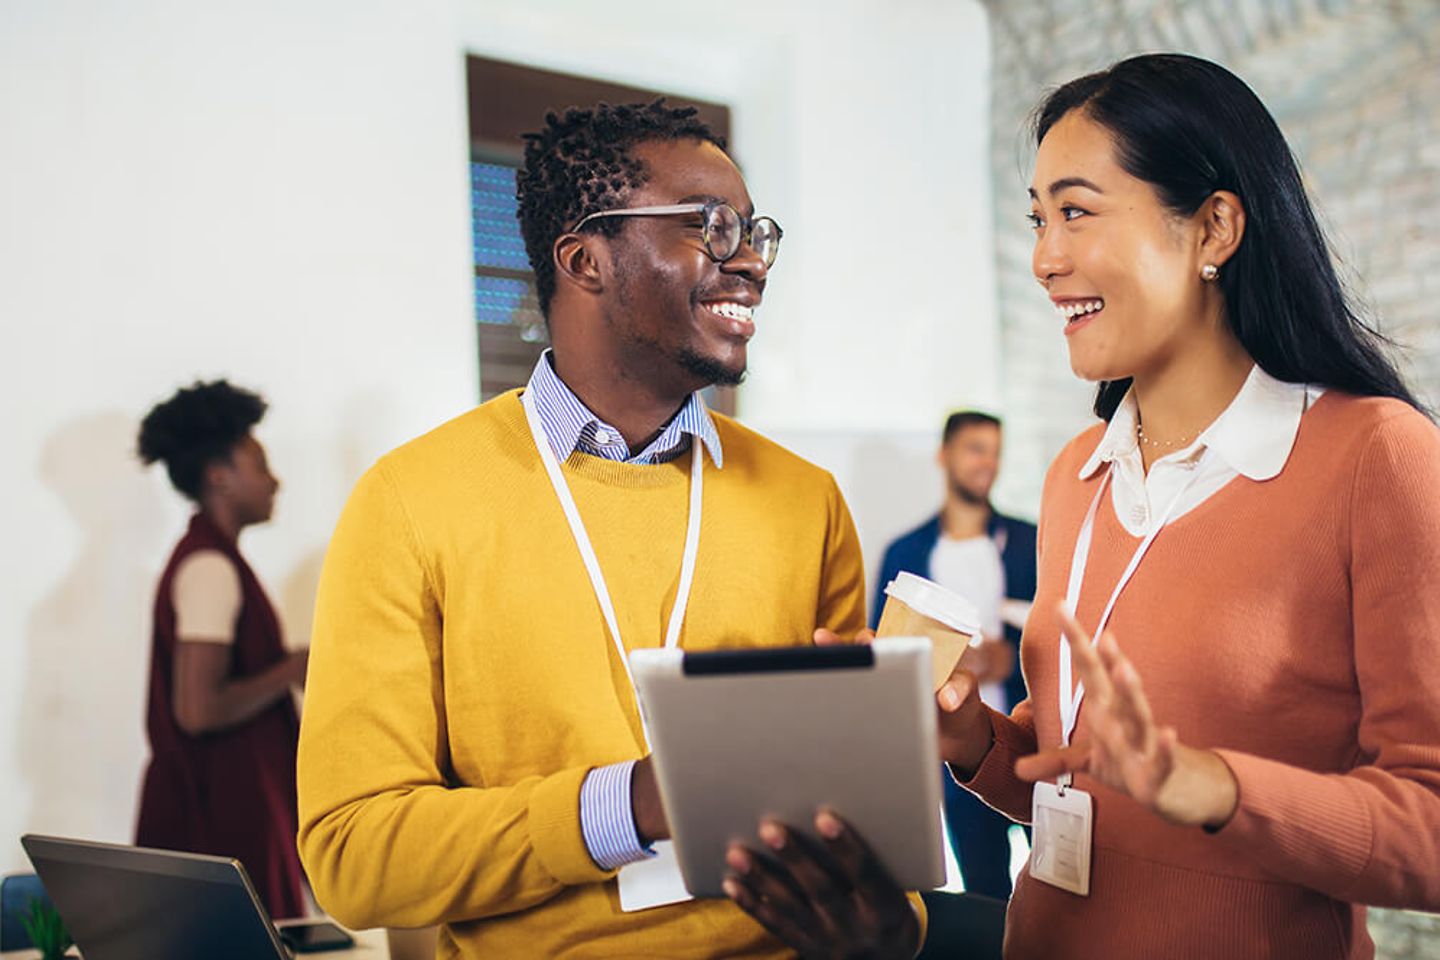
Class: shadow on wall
14,389,410,860
20,412,170,844
278,551,326,660
274,388,400,651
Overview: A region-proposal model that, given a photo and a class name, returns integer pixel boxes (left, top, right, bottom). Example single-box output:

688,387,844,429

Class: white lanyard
521,388,704,750
1057,455,1209,777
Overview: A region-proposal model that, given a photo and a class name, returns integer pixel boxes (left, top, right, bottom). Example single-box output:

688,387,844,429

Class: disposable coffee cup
876,571,981,692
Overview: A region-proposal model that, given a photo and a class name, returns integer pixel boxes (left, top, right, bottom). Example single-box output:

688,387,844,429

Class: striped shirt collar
524,350,724,468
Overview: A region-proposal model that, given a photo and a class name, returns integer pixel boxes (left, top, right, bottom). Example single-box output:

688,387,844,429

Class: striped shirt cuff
580,760,655,871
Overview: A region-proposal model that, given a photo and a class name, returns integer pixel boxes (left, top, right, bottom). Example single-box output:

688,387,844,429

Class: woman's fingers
1048,605,1195,817
1157,725,1179,756
938,669,977,712
1106,638,1158,754
1061,609,1154,753
1056,605,1115,707
1015,742,1091,782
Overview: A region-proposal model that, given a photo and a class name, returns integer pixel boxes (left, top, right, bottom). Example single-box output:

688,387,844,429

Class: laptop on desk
20,835,295,960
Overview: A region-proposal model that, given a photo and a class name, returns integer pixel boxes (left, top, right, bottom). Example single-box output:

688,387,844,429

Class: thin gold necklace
1135,418,1196,450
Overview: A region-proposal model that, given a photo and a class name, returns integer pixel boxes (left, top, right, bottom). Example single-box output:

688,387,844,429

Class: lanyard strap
521,388,704,749
1058,457,1209,763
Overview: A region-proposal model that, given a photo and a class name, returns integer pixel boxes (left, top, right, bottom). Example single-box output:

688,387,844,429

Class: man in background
873,410,1036,900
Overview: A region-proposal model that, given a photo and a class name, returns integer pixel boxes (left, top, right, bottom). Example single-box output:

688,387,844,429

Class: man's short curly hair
515,99,725,317
137,379,267,501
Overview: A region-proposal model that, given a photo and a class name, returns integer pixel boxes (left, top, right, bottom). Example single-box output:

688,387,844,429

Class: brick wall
983,1,1440,955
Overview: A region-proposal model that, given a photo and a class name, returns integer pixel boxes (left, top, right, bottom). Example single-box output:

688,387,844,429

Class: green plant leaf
20,898,72,959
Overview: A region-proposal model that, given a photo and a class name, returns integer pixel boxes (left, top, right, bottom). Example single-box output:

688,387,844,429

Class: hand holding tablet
629,638,947,900
722,810,922,959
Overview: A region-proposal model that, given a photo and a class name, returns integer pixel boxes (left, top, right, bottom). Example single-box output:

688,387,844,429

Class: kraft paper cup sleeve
875,596,972,692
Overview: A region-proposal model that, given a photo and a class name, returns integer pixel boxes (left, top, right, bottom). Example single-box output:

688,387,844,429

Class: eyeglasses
572,201,783,268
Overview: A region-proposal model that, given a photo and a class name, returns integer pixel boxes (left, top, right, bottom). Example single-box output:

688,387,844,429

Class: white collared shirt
1077,366,1325,536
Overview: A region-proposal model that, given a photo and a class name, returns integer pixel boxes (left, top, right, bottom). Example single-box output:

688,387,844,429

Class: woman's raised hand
1014,605,1238,829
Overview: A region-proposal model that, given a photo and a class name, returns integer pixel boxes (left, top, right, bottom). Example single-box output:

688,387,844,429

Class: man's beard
950,479,990,507
678,347,746,387
609,256,747,389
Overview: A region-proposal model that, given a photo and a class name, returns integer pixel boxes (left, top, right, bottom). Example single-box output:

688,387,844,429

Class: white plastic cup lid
883,571,980,635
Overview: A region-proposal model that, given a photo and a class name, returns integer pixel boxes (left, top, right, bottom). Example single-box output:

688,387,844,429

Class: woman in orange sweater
724,54,1440,959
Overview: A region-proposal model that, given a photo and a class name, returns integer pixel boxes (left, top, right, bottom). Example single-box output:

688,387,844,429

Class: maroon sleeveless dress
135,512,305,919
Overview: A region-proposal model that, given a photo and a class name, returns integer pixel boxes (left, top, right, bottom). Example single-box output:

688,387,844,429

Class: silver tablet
631,637,946,897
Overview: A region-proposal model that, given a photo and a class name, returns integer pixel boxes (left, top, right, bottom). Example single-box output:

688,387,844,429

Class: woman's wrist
942,715,996,781
1161,746,1239,829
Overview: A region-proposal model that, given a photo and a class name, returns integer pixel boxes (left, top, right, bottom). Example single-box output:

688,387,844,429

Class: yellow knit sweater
297,391,880,958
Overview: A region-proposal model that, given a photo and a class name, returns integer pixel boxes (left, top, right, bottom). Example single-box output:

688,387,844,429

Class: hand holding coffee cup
814,576,996,774
874,572,981,693
872,573,996,774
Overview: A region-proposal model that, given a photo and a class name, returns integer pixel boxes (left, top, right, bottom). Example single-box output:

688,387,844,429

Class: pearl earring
1201,263,1219,282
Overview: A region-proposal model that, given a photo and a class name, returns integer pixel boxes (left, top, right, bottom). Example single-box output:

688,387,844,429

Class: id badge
617,840,693,912
1030,781,1093,897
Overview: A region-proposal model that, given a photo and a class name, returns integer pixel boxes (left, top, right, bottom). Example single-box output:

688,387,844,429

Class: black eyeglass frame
570,201,783,267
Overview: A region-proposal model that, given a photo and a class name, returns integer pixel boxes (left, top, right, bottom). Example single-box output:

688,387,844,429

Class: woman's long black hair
1034,54,1423,419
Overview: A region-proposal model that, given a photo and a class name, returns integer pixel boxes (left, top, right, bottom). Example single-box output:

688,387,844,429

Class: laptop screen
20,835,289,960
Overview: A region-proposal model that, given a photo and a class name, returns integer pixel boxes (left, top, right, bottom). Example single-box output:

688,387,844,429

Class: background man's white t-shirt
929,535,1007,711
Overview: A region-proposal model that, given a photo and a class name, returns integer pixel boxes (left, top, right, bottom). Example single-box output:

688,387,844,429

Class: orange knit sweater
965,393,1440,960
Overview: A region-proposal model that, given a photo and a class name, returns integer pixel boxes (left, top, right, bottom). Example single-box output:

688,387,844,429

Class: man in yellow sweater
297,101,921,957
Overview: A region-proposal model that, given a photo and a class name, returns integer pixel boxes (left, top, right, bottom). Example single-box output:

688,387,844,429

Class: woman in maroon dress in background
135,380,309,918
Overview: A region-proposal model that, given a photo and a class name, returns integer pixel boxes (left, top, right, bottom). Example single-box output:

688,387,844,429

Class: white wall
463,0,1000,431
0,0,994,874
0,0,478,873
